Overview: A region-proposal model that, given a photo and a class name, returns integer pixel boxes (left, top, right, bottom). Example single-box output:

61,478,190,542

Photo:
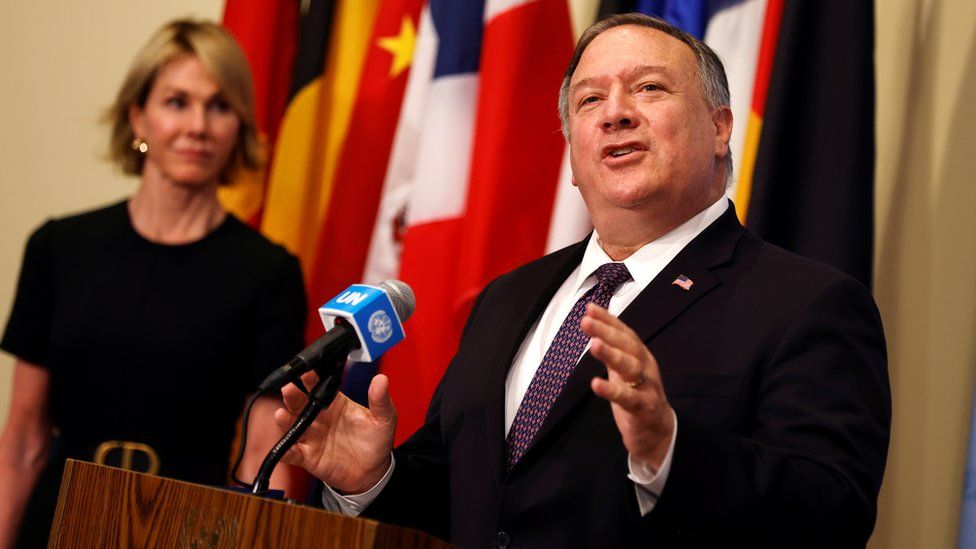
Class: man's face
567,25,731,230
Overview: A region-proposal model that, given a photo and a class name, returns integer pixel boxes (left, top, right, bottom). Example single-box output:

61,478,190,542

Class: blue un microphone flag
319,284,405,363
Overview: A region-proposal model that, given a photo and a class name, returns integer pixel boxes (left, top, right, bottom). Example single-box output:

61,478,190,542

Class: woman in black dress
0,19,306,547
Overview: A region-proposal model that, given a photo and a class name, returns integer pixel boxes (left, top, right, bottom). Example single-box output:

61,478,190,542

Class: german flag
745,1,875,288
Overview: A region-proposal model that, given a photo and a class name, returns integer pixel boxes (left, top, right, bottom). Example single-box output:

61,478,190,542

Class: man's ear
712,105,733,159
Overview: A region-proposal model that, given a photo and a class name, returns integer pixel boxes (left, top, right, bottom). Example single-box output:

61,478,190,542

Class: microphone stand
251,347,349,496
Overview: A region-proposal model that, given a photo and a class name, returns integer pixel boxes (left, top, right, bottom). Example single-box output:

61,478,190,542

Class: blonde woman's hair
105,19,261,182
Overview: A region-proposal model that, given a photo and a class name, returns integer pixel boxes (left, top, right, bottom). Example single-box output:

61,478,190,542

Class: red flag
220,0,299,225
304,0,425,340
381,0,575,440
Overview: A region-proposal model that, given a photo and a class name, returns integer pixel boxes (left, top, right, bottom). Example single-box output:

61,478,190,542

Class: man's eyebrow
627,64,670,80
569,64,670,97
569,77,597,97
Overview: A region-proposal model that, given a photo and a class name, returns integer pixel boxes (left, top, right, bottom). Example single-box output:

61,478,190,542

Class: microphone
249,279,415,496
258,279,415,393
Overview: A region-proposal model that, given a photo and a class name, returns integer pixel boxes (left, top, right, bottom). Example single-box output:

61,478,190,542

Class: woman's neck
128,170,226,245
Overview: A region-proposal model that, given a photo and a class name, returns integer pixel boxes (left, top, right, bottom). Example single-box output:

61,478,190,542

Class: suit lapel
510,205,745,474
483,239,589,486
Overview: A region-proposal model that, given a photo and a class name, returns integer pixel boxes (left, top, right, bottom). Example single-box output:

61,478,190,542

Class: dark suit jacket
364,204,890,548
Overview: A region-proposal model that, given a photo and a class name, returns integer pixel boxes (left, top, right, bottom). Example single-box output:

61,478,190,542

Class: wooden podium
49,459,449,548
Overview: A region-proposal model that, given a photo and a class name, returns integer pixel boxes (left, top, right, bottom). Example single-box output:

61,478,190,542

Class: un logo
368,310,393,343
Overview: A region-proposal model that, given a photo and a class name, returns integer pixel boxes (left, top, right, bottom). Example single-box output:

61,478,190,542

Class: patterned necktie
506,262,632,470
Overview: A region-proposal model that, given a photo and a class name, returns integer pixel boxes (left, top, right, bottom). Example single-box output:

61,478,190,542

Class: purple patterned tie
506,262,632,470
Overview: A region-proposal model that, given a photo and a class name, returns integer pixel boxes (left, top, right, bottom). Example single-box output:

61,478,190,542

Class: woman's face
129,54,240,187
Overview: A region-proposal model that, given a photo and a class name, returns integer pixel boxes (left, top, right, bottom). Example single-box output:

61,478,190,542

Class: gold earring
131,137,148,154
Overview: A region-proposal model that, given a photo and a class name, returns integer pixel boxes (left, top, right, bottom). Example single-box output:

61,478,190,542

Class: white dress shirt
323,197,730,517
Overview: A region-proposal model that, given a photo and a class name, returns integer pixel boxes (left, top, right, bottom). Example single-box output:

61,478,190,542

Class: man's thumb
367,374,397,423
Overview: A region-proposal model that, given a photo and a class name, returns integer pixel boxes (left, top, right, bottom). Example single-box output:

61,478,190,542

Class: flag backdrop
221,0,875,439
260,0,380,281
744,1,875,288
305,0,425,341
219,0,299,225
373,0,576,440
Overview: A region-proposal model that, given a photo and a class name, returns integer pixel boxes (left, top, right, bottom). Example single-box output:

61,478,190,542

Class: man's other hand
582,303,675,472
275,371,396,494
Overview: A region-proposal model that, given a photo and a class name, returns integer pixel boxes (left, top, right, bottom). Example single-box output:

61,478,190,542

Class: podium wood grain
49,459,449,548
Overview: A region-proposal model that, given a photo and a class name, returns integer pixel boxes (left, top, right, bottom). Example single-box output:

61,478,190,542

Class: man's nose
602,90,638,131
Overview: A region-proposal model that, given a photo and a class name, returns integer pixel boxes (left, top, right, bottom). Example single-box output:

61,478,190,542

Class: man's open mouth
603,142,644,159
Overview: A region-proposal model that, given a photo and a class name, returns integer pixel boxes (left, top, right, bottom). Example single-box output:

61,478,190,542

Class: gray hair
558,13,733,177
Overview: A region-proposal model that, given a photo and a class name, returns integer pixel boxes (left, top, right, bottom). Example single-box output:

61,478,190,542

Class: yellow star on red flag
377,16,417,78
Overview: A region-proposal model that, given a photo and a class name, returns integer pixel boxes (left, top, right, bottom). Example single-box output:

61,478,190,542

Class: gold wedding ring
626,373,647,388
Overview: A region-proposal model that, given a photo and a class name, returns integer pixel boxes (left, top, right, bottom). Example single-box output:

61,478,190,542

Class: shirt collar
575,196,730,291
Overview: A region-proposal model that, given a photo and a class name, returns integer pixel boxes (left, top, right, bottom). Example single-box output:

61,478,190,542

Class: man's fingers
591,377,643,412
300,370,320,391
367,374,397,424
583,304,661,384
589,336,644,382
582,304,644,357
279,441,306,467
281,382,308,413
588,324,648,387
273,405,297,431
584,302,633,334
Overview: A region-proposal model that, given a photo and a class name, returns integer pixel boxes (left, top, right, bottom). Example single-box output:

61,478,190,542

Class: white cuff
627,410,677,516
320,455,396,517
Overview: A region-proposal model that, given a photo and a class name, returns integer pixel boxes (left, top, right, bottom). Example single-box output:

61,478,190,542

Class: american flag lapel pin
671,274,694,291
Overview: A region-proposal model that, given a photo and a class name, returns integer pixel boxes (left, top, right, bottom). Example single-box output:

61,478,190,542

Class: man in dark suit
275,13,889,547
